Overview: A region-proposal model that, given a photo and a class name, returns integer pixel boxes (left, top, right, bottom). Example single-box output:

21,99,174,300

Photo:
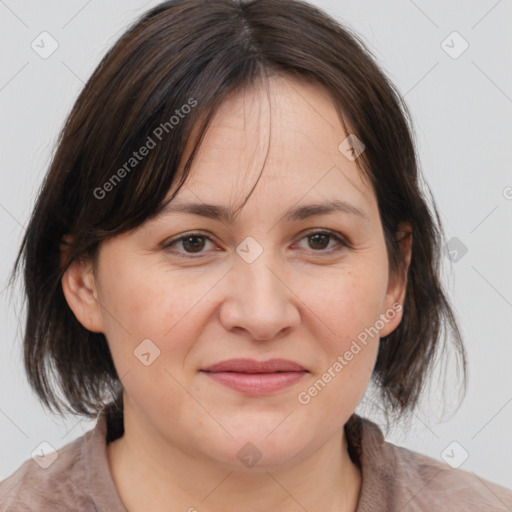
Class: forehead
168,75,375,218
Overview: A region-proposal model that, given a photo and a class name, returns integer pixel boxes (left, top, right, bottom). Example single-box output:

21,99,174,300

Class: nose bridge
220,238,297,339
241,250,281,298
238,240,285,308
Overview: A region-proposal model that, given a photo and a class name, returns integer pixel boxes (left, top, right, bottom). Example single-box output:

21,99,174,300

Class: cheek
96,261,209,421
302,289,381,419
301,263,388,341
97,258,220,361
295,260,387,405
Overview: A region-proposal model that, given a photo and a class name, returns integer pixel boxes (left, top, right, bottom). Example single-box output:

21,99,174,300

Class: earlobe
60,247,104,333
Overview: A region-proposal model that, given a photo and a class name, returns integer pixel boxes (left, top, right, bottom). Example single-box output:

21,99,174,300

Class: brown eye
163,233,215,256
296,230,349,253
181,235,206,253
308,233,331,250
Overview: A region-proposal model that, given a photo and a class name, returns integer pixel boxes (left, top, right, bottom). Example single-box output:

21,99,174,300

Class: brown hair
9,0,466,422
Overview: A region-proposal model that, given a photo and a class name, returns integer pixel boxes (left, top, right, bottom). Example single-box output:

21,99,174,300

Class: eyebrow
155,199,369,224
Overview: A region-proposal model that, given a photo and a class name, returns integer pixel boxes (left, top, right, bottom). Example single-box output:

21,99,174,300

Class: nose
219,252,300,341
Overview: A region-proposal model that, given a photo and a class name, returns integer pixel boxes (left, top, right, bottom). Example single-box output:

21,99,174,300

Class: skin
62,74,412,512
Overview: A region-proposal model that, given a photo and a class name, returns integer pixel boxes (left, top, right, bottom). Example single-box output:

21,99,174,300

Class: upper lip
201,358,307,373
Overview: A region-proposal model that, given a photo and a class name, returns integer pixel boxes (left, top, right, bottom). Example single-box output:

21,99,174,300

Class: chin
199,433,309,473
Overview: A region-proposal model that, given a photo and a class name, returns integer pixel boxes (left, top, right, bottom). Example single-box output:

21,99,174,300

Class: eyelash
162,229,351,258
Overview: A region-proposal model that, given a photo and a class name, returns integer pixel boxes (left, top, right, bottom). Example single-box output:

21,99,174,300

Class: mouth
200,358,308,395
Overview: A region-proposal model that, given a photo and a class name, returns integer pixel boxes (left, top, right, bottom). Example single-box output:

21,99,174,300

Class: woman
1,0,511,510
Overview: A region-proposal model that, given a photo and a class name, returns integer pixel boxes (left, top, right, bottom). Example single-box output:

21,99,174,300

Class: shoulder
389,442,512,511
0,431,96,511
356,416,512,511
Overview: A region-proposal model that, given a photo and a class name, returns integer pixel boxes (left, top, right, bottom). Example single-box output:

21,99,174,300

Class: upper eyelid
163,229,350,252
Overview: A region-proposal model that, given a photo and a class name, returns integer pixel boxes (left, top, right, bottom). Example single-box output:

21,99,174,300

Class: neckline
91,403,389,512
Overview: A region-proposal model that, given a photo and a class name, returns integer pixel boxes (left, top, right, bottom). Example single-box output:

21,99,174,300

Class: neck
106,403,362,512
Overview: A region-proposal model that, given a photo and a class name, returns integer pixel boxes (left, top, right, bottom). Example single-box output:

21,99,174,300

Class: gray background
1,0,511,491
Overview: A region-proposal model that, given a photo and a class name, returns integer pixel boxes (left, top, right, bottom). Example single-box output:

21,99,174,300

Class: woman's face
64,75,409,470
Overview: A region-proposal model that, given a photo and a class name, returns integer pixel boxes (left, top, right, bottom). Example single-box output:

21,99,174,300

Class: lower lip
201,371,307,395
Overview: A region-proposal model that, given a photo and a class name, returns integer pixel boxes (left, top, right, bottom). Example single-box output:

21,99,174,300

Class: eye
162,229,350,258
294,230,350,253
163,232,216,256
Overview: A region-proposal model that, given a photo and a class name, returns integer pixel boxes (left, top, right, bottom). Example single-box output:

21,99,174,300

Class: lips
200,358,308,395
201,358,306,373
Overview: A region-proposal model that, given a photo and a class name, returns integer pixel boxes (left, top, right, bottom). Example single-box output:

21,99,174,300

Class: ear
60,235,104,333
379,222,412,338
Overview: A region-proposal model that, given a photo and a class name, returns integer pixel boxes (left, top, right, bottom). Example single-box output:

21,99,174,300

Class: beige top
1,404,511,511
